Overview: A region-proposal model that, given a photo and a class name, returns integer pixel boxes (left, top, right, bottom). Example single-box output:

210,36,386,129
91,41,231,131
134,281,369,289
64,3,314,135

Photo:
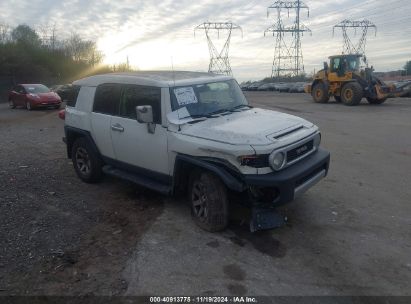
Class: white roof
73,71,233,87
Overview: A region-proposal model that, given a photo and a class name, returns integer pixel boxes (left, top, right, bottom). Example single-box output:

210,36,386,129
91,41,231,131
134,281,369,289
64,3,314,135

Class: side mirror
136,105,153,124
136,105,156,134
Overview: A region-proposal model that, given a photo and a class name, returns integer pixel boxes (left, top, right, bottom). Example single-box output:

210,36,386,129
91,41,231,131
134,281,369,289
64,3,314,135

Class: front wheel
26,101,32,111
341,82,363,106
366,97,387,105
71,138,103,183
190,171,228,232
311,82,330,103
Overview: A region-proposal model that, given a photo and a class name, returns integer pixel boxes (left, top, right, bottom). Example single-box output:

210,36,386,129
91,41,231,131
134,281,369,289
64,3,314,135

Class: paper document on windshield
174,87,198,106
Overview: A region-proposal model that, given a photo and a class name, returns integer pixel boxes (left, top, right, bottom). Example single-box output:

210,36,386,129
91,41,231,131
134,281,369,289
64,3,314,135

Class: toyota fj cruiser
63,71,330,232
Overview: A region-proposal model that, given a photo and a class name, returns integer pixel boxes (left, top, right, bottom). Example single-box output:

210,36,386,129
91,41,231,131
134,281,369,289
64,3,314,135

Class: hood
177,108,313,145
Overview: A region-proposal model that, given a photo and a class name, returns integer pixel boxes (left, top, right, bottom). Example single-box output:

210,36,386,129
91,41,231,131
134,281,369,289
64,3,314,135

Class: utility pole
265,0,311,79
333,19,377,55
195,22,242,75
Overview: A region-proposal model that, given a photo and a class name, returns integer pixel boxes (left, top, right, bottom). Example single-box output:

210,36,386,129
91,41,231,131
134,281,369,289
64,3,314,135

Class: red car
8,84,62,110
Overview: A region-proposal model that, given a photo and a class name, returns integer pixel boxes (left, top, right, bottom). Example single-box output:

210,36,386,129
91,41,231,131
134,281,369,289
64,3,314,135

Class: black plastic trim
243,148,330,205
64,126,101,159
174,154,246,192
102,156,172,185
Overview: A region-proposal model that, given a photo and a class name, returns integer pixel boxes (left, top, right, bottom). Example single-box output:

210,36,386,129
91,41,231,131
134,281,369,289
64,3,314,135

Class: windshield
346,56,360,71
170,80,249,118
24,84,50,94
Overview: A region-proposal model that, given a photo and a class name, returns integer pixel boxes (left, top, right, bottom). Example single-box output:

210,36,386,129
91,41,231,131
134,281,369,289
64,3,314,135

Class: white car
63,71,330,232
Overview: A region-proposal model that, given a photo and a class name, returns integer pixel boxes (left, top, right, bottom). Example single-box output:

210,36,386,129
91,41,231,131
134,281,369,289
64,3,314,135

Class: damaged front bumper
243,148,330,231
243,148,330,206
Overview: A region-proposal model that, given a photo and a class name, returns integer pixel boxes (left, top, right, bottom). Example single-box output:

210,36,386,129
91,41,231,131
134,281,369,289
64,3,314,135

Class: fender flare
173,154,246,192
64,126,101,159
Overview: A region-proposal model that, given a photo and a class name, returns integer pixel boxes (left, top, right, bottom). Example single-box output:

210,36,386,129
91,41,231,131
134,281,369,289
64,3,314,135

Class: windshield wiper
207,109,233,116
186,105,252,120
230,104,252,111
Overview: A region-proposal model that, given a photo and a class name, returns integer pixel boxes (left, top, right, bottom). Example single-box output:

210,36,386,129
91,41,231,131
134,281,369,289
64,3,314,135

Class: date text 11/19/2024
149,296,258,303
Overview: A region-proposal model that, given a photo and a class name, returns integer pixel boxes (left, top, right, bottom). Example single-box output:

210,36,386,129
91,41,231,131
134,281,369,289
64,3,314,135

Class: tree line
0,23,131,88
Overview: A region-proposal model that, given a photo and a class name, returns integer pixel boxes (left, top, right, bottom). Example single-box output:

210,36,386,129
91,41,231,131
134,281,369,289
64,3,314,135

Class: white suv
63,71,330,232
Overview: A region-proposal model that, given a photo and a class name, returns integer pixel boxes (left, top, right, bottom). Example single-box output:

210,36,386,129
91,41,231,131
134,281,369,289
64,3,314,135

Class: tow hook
250,207,287,232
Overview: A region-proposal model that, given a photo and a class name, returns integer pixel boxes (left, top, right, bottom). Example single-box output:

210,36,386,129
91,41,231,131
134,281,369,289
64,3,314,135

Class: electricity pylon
195,22,242,75
265,0,311,79
333,19,377,55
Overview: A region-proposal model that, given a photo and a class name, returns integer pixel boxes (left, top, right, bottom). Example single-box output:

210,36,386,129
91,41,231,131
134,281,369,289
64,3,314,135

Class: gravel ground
1,92,411,296
0,104,164,295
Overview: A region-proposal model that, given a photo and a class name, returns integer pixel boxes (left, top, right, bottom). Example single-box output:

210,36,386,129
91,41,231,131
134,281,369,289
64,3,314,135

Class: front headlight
269,151,285,171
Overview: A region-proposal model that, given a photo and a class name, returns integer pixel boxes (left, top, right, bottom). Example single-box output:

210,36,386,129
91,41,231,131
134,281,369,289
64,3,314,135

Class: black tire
9,99,16,109
26,101,32,111
341,82,363,106
334,96,342,103
366,97,387,105
311,82,329,103
71,137,103,183
189,171,229,232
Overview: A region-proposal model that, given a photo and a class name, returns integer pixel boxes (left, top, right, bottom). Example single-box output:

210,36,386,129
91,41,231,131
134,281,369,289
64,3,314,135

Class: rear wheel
366,97,387,105
189,171,228,232
341,82,363,106
26,101,32,111
71,138,103,183
8,99,16,109
312,82,329,103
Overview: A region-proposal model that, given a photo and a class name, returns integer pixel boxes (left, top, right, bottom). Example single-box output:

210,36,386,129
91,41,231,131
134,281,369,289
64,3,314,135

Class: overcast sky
1,0,410,81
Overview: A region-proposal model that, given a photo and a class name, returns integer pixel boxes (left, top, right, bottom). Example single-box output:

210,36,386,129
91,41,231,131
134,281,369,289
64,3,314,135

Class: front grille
287,140,314,163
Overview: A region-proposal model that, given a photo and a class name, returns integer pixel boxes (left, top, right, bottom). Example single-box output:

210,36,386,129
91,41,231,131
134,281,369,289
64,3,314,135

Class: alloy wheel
192,181,209,221
75,147,91,175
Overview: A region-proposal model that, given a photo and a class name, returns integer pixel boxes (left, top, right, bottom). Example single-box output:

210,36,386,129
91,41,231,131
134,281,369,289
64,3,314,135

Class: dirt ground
0,92,411,296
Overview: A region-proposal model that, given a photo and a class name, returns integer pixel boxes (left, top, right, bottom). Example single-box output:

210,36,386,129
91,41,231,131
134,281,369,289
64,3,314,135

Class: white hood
176,108,313,145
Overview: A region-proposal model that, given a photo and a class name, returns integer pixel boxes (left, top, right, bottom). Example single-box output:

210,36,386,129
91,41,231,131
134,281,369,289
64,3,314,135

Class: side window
17,86,25,94
65,85,81,107
119,85,161,124
331,58,340,72
93,84,121,115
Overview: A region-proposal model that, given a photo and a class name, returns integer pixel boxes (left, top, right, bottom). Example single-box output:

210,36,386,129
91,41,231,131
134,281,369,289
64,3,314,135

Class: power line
265,0,311,78
194,22,242,75
333,19,377,55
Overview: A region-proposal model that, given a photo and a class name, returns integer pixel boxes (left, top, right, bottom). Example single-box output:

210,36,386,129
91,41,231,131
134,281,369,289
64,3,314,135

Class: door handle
111,123,124,132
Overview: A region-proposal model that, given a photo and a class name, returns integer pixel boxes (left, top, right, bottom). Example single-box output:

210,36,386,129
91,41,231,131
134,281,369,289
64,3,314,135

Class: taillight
58,109,65,120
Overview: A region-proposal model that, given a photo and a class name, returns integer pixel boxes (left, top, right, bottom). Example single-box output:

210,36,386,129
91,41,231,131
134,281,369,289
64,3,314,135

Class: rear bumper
242,148,330,206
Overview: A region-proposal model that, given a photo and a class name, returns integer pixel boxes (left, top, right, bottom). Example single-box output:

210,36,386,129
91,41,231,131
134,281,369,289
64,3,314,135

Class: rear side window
15,86,25,94
119,85,161,124
93,84,121,115
66,85,81,107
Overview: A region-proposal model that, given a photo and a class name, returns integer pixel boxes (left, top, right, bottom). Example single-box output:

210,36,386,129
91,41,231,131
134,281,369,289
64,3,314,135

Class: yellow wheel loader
305,54,411,106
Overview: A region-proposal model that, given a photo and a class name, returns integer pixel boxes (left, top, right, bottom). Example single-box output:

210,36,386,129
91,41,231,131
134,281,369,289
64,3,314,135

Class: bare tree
38,23,58,49
65,32,103,66
0,23,11,44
